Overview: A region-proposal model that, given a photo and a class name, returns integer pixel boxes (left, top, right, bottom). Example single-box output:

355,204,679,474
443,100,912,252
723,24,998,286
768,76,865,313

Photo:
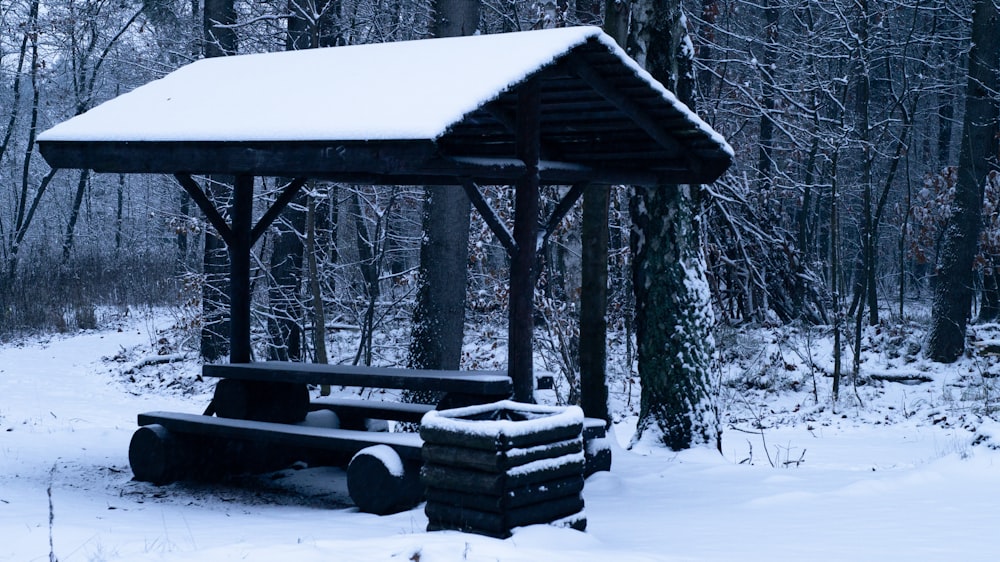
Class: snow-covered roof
38,26,732,186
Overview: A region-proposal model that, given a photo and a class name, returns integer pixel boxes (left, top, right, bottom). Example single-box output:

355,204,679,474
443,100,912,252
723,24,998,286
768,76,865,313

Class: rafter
564,52,701,179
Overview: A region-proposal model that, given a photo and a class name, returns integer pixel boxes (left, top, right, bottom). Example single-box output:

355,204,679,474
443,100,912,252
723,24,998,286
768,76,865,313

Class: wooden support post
229,174,254,364
580,184,610,422
509,77,541,403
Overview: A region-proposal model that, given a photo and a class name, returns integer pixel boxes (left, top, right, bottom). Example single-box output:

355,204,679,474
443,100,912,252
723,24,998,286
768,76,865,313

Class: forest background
2,0,998,431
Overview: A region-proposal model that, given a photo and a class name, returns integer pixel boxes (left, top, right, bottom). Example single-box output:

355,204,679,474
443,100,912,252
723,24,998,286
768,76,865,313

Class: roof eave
39,139,727,186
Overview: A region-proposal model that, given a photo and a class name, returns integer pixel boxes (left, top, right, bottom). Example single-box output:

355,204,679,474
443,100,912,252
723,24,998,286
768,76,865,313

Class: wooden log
129,424,183,484
347,445,423,515
425,494,585,538
436,391,510,410
584,437,612,476
130,424,257,483
204,362,511,397
421,438,582,473
420,421,581,452
423,473,584,513
582,417,607,440
507,493,584,530
213,379,309,423
420,455,585,495
136,411,423,460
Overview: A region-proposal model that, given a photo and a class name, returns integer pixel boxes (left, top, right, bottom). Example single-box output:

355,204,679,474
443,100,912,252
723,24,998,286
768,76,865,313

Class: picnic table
129,362,515,514
129,361,610,516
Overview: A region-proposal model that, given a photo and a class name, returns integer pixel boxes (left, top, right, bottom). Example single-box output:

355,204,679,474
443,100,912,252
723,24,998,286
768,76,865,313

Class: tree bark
200,0,237,361
409,187,471,371
266,194,305,362
928,0,999,362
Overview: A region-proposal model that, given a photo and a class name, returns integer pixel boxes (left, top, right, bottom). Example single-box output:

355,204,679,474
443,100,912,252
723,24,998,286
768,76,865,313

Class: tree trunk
628,0,719,451
928,0,999,362
200,0,237,361
61,169,90,262
266,194,306,362
306,196,329,372
756,0,777,193
981,271,1000,322
407,0,478,372
409,187,471,371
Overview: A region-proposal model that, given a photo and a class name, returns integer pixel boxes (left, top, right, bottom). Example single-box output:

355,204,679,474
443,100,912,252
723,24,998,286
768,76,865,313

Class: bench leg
347,445,422,515
129,424,188,485
130,424,233,484
213,379,310,423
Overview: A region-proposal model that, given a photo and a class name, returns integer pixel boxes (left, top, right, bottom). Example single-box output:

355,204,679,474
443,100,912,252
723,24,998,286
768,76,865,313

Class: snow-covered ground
2,310,999,561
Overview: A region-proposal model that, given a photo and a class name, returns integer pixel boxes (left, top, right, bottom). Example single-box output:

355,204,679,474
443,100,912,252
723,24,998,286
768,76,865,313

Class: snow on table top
37,26,731,157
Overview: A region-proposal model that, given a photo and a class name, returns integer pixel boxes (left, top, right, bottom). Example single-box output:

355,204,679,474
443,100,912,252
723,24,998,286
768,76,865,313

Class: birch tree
629,0,720,451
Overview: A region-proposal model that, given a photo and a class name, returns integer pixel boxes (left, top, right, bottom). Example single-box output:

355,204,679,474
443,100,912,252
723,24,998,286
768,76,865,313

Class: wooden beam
250,177,308,245
173,173,234,246
540,182,588,243
509,76,541,404
579,184,610,422
43,140,685,186
482,101,566,161
41,139,439,177
229,174,255,364
564,53,701,177
462,181,516,257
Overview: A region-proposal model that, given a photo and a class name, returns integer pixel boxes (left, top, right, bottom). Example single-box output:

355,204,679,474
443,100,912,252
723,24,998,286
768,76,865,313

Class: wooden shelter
38,26,732,402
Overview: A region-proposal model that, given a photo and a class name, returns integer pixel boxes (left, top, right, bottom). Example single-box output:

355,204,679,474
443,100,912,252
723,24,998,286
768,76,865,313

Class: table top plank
203,361,512,396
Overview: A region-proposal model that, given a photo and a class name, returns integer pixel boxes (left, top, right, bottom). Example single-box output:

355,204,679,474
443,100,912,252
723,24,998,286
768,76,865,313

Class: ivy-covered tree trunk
928,0,999,362
630,185,718,450
628,0,720,451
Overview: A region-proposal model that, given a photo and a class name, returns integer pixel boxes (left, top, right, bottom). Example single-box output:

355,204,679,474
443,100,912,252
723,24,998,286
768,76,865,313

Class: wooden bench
130,411,424,515
309,397,435,428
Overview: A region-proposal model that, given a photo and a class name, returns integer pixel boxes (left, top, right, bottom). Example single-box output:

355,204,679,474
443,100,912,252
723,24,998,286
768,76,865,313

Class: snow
3,312,1000,561
506,452,585,477
421,400,584,438
36,26,731,159
351,445,404,478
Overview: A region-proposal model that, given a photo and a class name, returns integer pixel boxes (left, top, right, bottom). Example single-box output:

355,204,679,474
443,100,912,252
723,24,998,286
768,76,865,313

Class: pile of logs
419,401,587,538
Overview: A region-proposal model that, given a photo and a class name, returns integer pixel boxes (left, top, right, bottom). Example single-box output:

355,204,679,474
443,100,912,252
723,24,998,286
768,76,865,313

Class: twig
48,463,57,562
782,448,807,467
